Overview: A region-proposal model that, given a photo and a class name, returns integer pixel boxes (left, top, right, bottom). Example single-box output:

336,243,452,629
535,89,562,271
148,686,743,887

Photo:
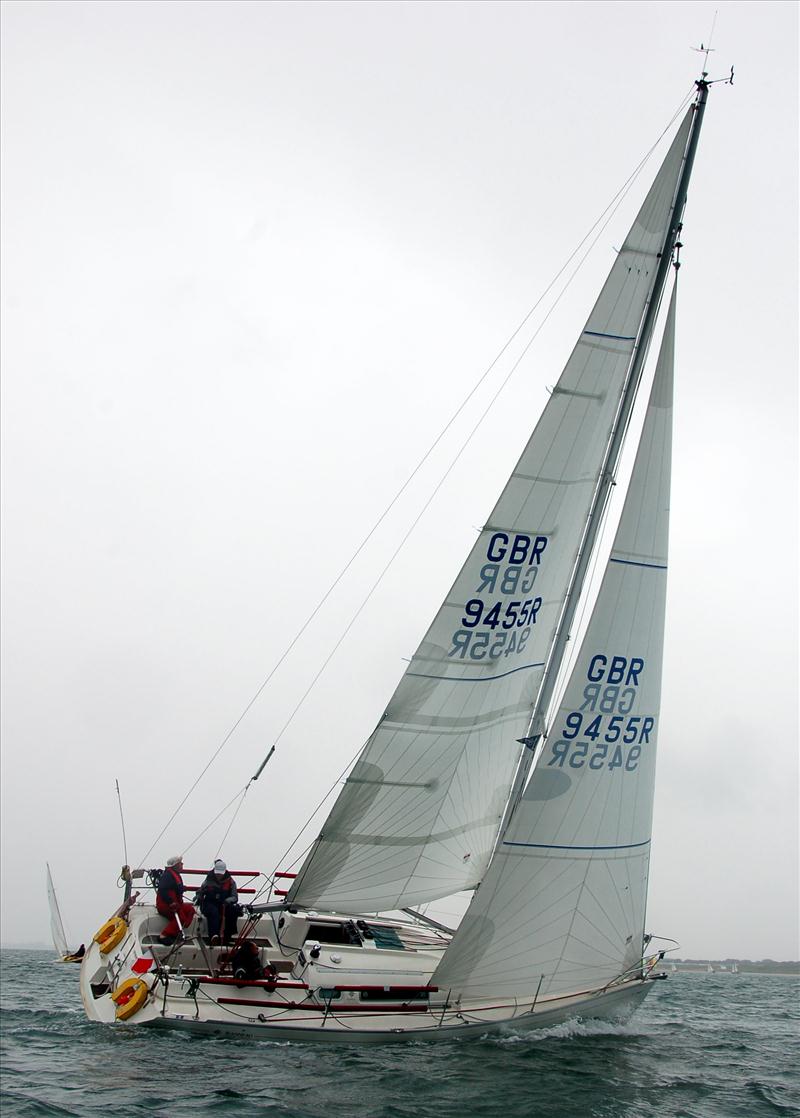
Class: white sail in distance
434,286,677,1002
289,111,693,914
47,863,69,959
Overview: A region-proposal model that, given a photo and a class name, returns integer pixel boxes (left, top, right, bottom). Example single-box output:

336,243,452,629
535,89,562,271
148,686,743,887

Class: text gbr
548,655,656,773
449,532,548,661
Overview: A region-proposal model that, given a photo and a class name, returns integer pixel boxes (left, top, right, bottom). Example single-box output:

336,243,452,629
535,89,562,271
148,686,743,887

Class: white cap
213,859,227,875
165,854,183,867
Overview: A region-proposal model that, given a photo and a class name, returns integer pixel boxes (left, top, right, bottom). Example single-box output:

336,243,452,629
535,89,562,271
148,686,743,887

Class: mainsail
289,111,693,914
434,288,677,1001
47,862,69,959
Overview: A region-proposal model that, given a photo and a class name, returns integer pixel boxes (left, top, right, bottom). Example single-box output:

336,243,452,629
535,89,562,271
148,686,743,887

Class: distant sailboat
47,864,84,964
79,74,716,1039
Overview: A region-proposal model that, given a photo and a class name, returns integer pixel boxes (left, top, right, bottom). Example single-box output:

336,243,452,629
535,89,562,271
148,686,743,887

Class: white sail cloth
47,863,69,958
288,112,692,914
433,288,676,1002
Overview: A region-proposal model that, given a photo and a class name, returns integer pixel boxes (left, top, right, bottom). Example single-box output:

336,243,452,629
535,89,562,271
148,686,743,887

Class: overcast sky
2,0,797,960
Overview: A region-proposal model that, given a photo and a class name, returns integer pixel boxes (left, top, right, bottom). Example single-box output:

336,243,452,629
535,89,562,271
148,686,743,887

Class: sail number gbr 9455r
548,655,655,773
448,531,547,661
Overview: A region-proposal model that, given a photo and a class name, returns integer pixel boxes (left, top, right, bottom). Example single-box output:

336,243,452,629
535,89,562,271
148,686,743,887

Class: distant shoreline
656,958,800,976
662,969,800,977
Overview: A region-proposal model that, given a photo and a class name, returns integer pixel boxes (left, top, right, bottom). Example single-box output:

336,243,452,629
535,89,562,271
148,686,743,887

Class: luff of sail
433,287,677,1002
288,111,693,915
47,863,69,959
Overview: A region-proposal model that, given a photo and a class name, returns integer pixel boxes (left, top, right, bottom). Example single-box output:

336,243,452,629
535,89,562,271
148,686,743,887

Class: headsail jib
433,287,679,1003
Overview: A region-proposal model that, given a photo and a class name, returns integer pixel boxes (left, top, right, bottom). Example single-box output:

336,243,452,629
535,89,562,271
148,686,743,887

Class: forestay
288,112,692,914
434,288,676,1002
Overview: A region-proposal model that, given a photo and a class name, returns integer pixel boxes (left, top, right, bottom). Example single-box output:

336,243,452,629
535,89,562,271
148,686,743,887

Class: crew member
156,854,195,944
196,859,239,945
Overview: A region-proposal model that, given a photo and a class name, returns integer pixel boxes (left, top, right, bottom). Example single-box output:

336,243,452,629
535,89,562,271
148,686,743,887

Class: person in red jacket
156,855,195,944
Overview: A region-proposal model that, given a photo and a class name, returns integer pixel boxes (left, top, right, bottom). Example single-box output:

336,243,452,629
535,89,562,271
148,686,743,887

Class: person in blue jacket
196,859,239,945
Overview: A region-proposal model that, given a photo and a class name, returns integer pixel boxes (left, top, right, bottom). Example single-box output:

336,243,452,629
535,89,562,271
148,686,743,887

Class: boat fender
92,917,128,955
111,977,149,1020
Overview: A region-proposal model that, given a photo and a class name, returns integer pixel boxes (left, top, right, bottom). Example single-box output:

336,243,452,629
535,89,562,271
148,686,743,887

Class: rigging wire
115,779,129,869
214,786,250,859
266,738,372,880
138,86,696,868
182,786,249,858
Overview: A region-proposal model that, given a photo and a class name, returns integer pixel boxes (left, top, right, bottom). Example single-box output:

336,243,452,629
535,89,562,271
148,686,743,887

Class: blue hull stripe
583,330,637,341
503,838,651,851
408,661,545,684
610,557,668,570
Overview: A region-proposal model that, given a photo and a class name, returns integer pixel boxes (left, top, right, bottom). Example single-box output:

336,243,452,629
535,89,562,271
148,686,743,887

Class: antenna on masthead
692,10,733,88
693,42,715,81
693,8,719,78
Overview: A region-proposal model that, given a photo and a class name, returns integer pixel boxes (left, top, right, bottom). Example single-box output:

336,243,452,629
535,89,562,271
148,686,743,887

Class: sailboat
80,75,714,1039
47,864,84,963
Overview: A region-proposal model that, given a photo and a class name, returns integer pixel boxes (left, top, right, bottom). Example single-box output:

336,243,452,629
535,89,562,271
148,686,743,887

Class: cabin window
306,922,361,946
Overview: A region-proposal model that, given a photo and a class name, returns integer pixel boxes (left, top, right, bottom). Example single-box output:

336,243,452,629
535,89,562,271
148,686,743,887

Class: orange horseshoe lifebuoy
111,977,149,1021
92,917,127,955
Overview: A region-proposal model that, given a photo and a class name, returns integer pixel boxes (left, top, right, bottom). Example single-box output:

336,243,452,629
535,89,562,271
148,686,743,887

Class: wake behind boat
80,73,718,1041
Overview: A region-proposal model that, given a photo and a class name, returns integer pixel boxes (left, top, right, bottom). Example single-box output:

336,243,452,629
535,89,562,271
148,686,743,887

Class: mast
496,78,709,838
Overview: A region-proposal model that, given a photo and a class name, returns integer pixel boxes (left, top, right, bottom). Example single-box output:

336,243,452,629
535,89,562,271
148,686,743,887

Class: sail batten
288,110,693,916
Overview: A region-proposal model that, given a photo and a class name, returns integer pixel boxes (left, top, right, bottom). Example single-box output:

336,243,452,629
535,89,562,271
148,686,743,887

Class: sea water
1,950,797,1118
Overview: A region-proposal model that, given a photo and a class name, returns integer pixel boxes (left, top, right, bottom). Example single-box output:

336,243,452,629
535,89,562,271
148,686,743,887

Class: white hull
81,902,655,1043
142,980,652,1044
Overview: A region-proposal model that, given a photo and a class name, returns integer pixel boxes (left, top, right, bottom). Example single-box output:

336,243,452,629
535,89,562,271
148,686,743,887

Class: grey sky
2,0,797,960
